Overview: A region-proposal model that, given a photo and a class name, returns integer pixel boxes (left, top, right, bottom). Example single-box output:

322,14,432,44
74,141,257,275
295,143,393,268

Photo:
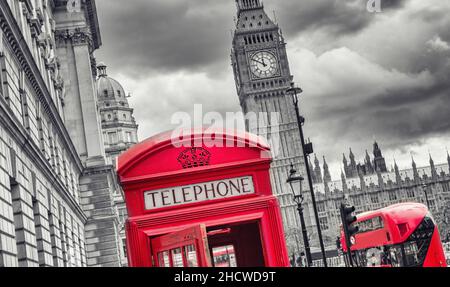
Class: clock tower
231,0,310,234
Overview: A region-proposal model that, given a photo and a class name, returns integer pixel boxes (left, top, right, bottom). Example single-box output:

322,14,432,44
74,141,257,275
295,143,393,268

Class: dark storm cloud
271,0,370,37
266,0,406,38
315,80,449,141
356,51,449,144
96,0,402,77
381,0,407,9
96,0,235,76
302,43,450,165
363,87,450,141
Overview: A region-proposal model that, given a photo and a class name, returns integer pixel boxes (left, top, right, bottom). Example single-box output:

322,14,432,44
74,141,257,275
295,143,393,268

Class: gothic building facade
0,0,125,267
293,145,450,252
231,0,309,234
342,142,388,179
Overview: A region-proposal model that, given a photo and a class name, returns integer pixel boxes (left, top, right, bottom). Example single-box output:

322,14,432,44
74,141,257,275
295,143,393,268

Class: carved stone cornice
37,32,48,48
21,3,32,23
90,54,97,77
30,18,43,38
54,74,64,91
19,0,33,14
45,56,57,72
55,28,94,51
36,7,44,23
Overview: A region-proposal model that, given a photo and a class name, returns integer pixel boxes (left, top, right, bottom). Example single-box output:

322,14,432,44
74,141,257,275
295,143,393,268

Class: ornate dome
96,62,129,107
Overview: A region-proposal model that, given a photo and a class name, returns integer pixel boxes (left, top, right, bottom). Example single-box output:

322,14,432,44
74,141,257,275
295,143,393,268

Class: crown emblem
177,148,211,169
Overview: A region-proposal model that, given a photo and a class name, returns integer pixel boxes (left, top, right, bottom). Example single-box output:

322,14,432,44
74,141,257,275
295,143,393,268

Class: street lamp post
286,82,328,267
287,164,312,267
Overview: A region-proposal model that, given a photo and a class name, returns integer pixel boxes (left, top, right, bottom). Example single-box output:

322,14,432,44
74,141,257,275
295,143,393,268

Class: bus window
388,246,403,267
365,247,382,267
403,242,420,266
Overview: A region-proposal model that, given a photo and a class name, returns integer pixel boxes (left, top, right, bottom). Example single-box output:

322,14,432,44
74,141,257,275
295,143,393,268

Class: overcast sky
95,0,450,179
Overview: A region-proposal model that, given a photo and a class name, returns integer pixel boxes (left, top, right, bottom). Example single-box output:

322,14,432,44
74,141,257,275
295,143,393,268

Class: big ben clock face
249,51,278,78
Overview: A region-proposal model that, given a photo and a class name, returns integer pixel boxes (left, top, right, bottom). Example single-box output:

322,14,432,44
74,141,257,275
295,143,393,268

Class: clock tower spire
231,2,310,237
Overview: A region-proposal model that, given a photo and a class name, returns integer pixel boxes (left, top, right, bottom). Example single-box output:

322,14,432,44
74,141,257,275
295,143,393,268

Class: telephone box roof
117,128,271,177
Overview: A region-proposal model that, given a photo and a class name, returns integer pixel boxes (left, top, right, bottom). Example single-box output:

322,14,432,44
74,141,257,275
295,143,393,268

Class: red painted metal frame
151,225,212,267
118,129,289,267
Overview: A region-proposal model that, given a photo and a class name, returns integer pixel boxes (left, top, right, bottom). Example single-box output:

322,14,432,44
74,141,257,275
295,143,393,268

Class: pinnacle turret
313,154,323,184
323,156,332,183
447,149,450,173
430,153,438,179
394,159,401,183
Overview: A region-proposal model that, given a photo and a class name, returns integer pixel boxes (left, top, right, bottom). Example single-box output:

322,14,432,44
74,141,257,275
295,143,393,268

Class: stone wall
0,123,86,267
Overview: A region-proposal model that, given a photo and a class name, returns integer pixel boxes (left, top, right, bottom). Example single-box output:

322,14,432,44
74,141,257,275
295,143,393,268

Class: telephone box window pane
184,245,198,267
158,251,171,267
212,245,237,267
171,248,184,267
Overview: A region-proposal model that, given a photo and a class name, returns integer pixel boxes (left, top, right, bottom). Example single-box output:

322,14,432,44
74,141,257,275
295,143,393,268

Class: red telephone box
117,129,289,267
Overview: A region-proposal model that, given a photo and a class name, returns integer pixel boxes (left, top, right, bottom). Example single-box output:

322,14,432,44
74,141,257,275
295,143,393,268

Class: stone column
55,27,106,167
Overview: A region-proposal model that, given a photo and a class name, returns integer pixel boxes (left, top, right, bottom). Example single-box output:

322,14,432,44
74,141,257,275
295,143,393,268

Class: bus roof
356,202,428,224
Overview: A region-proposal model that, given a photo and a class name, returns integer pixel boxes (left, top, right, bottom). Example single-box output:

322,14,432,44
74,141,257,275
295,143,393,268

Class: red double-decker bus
341,202,447,267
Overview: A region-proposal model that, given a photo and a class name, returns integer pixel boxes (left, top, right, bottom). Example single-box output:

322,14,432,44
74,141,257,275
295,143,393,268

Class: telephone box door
151,225,213,267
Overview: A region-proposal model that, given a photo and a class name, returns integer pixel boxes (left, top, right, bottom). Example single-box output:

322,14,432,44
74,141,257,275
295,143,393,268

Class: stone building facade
95,63,138,266
287,143,450,253
0,0,124,267
231,0,309,234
